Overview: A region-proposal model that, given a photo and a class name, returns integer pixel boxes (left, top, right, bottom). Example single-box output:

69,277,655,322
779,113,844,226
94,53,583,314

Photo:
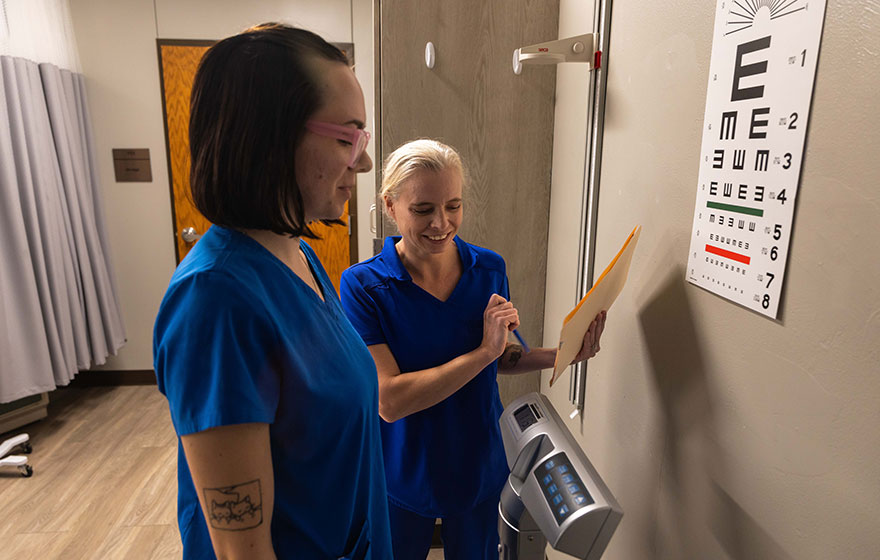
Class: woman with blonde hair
341,139,605,559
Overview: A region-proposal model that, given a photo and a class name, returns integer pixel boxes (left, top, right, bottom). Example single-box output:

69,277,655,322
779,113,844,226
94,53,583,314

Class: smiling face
385,166,464,259
295,61,372,223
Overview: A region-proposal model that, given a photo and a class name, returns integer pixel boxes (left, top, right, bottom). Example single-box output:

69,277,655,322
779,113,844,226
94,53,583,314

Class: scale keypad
534,452,594,525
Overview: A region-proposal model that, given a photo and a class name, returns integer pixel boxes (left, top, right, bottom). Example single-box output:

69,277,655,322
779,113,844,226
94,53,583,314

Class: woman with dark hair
153,24,391,559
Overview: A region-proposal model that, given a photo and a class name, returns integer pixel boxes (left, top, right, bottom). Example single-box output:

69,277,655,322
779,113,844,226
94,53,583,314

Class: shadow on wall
638,266,712,443
710,482,796,560
637,266,794,560
638,265,714,557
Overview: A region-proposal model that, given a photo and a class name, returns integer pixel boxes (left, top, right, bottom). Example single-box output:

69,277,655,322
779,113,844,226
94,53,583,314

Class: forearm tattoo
501,344,523,368
203,479,263,530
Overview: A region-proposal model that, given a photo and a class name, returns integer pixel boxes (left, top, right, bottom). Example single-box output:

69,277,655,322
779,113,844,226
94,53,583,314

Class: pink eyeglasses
305,120,371,168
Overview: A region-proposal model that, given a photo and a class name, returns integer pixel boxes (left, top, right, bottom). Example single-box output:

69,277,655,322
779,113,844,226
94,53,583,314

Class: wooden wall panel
306,208,350,293
158,42,212,263
379,0,560,403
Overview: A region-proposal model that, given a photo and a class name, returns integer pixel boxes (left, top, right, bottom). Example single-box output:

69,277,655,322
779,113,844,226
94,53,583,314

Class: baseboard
71,370,157,386
0,393,49,435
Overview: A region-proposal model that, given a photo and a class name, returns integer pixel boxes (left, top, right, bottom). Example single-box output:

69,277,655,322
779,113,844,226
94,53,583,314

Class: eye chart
686,0,827,318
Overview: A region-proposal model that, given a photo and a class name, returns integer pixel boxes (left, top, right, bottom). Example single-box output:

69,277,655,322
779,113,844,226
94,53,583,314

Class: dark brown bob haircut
189,23,348,238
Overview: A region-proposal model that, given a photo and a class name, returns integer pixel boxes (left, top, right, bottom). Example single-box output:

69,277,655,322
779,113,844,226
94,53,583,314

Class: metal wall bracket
513,33,597,75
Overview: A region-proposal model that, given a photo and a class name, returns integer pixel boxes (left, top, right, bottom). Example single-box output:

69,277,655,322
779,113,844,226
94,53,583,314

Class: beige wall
543,1,880,559
68,0,374,370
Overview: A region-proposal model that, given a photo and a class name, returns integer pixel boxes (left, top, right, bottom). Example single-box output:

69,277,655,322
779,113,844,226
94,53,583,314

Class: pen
513,329,531,354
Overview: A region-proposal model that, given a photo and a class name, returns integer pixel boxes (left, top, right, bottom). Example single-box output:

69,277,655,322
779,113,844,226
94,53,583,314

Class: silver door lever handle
181,227,202,243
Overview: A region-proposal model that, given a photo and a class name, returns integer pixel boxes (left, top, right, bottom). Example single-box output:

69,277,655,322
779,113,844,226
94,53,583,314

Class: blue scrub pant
388,493,501,560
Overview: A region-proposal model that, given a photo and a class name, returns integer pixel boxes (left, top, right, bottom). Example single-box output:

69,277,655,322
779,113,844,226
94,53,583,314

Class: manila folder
551,225,641,386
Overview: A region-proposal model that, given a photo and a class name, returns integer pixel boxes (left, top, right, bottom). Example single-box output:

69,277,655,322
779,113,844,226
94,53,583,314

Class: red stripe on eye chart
705,244,750,265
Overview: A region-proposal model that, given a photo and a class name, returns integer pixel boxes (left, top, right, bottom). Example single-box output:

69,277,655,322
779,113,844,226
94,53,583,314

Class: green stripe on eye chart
707,201,764,217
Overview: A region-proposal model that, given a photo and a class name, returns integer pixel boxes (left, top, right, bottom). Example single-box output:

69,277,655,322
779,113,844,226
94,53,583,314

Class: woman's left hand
571,311,607,364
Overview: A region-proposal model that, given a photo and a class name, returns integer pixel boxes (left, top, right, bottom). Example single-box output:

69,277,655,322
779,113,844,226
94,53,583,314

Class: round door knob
181,227,202,243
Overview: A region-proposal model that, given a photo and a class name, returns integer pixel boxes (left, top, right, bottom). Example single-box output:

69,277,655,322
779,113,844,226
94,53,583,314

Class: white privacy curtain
0,0,81,72
0,55,125,402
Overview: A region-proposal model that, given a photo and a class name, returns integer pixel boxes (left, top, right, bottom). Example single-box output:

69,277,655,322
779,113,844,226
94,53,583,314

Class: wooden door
158,41,352,292
377,0,560,402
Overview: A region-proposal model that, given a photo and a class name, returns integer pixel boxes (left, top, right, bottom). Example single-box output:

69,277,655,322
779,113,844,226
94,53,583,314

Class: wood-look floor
0,385,447,559
0,385,180,559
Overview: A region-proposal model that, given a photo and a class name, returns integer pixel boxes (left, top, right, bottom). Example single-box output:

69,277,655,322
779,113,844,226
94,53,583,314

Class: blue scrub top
154,226,392,560
340,236,510,517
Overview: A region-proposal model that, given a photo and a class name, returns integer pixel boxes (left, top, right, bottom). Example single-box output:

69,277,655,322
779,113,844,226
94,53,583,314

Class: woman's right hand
480,294,520,360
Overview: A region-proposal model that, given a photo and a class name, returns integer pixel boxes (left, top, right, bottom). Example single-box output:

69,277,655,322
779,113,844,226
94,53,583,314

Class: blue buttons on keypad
536,453,594,525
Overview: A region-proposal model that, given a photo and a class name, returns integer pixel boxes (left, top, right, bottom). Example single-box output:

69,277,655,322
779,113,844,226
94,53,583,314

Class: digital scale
498,393,622,559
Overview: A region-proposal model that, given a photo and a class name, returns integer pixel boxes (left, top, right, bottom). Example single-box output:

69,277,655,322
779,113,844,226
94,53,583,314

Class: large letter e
731,36,771,102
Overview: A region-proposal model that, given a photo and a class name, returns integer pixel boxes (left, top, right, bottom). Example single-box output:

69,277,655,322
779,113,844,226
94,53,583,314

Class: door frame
372,0,386,253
